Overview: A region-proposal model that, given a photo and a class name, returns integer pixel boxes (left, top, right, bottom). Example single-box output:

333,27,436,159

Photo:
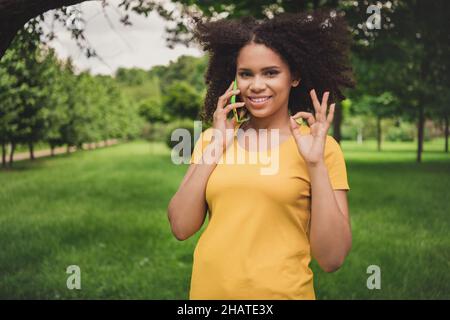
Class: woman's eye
265,70,279,77
238,71,278,78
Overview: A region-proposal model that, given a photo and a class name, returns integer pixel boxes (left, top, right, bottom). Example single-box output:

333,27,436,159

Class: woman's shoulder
195,127,214,143
324,135,343,154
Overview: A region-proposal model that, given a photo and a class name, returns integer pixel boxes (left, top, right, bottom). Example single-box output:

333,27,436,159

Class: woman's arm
168,81,245,241
167,142,222,241
308,161,352,272
289,89,351,273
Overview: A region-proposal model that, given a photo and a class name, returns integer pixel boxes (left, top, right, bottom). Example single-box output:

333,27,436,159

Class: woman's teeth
249,96,271,103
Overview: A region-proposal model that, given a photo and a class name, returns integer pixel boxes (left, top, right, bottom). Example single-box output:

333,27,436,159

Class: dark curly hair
191,9,355,124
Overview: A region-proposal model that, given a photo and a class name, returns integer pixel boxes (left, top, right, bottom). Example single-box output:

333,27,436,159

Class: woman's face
236,42,299,119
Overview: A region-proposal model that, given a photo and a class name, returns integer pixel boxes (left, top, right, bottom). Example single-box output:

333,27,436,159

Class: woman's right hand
211,81,246,152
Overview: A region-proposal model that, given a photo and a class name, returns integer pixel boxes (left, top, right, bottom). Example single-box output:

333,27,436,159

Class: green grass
0,139,449,299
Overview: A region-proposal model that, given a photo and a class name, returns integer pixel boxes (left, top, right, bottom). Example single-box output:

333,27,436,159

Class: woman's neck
243,108,291,135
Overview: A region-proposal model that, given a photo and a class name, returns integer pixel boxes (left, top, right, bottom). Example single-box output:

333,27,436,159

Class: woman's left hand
289,89,335,166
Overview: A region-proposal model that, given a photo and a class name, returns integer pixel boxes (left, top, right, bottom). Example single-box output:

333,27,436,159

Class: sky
43,0,204,75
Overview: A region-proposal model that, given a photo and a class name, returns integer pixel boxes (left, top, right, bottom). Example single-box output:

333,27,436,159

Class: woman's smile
247,95,273,108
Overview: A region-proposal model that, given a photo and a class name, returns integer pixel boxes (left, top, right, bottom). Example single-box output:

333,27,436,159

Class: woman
167,9,355,300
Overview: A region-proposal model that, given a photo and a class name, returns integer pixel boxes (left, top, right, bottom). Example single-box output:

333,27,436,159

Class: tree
348,55,402,151
1,0,448,159
163,81,202,120
116,67,151,86
0,23,51,162
41,48,69,156
0,0,83,58
0,48,20,166
0,0,178,59
139,97,168,123
0,1,353,143
383,0,449,162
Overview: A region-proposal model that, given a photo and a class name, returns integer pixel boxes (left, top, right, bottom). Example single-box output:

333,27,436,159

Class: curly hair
191,9,355,124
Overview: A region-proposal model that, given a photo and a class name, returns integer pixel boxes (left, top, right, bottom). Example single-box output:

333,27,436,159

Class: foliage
0,25,145,164
163,81,203,120
164,118,196,153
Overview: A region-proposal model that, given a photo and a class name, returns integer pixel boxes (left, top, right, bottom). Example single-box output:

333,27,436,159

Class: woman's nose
249,76,266,91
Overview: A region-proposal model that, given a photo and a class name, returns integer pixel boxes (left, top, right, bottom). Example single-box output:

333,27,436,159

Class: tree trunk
377,116,382,152
1,142,6,167
417,105,425,163
28,142,35,160
416,50,430,163
357,126,363,144
445,115,449,153
9,141,15,166
333,103,342,144
50,144,55,156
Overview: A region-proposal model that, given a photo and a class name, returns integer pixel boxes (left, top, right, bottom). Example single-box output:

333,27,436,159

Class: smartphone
230,78,249,123
295,117,304,126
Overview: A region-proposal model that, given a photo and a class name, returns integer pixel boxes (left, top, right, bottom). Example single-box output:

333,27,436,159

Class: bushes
341,116,426,142
341,115,377,141
164,119,197,154
142,122,168,142
385,123,415,141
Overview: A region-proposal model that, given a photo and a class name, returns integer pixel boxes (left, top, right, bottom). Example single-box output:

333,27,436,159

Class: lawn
0,138,449,299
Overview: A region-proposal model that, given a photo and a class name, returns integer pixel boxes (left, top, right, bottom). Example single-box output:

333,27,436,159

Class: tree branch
0,0,86,58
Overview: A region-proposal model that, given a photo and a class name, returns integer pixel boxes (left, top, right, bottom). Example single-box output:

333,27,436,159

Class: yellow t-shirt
188,123,350,300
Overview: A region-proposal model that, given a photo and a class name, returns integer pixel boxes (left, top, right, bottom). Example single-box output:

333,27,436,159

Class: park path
9,139,119,162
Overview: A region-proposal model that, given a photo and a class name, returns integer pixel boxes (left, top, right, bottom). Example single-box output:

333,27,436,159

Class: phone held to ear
229,78,301,126
230,78,249,124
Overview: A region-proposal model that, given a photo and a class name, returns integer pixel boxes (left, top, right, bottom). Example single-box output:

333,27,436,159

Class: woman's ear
292,72,301,87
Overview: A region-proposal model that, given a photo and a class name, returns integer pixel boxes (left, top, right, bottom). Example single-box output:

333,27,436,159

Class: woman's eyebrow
238,66,281,71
